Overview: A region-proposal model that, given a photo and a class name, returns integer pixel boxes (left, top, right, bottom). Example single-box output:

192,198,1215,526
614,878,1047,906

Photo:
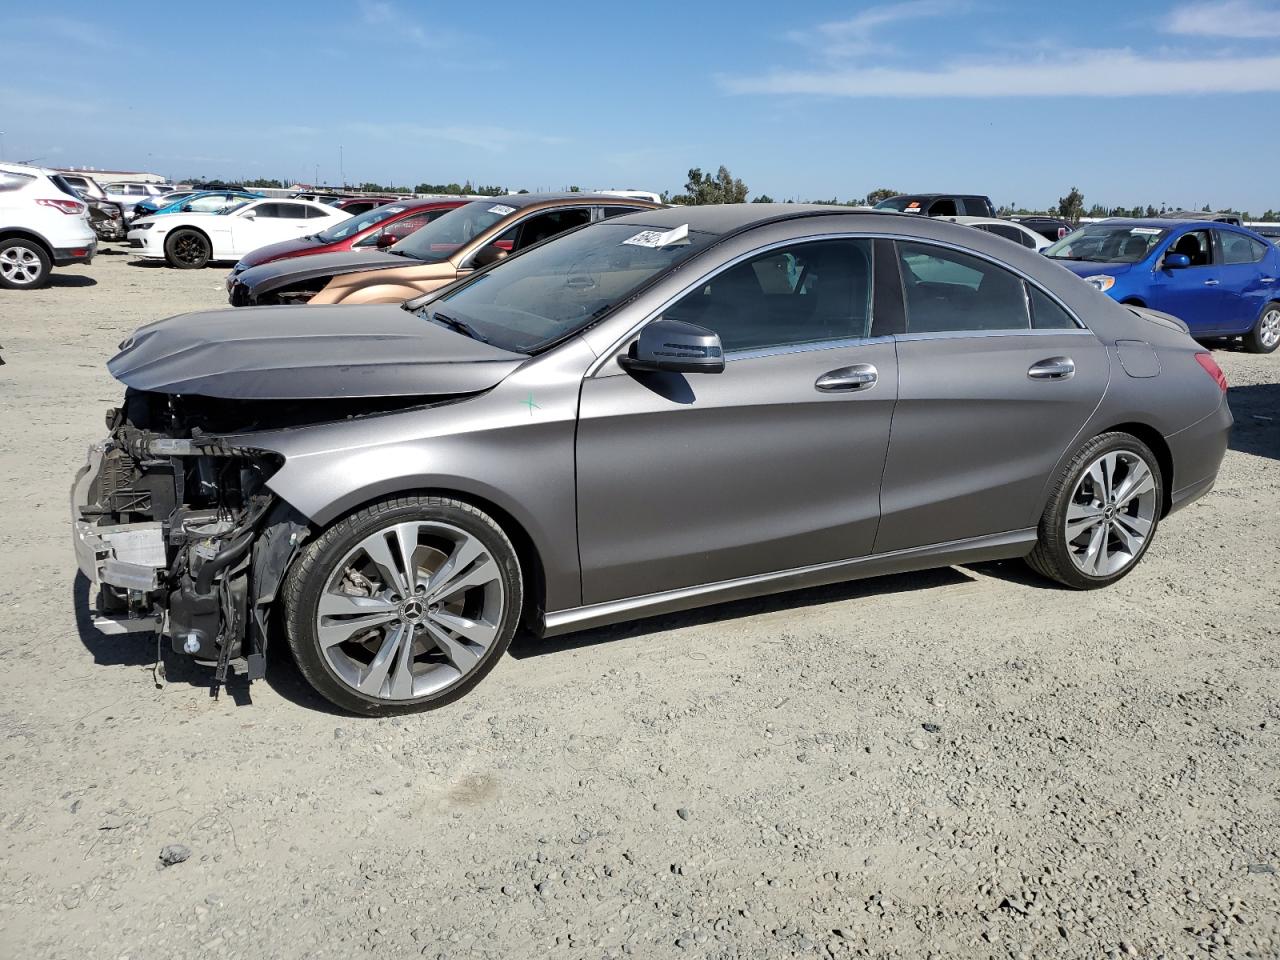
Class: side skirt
541,528,1037,637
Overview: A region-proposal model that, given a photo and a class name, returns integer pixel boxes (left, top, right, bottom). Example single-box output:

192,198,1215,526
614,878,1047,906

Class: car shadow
510,565,979,659
1227,382,1280,462
71,572,254,706
47,274,97,287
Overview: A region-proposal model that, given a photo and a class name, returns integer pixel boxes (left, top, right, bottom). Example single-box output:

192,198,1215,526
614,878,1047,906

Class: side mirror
618,319,725,375
1163,253,1190,269
242,210,256,220
471,244,508,268
375,231,397,249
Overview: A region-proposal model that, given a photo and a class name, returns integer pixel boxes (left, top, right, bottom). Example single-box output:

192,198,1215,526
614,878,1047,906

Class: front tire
164,228,211,269
1243,302,1280,354
1026,432,1163,589
0,238,51,289
282,496,523,715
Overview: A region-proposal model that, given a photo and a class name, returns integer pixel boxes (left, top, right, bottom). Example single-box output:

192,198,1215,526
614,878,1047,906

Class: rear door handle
815,363,878,392
1262,277,1276,284
1028,357,1075,381
1203,279,1220,286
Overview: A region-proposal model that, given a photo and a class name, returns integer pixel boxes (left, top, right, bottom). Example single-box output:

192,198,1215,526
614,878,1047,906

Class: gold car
230,193,662,307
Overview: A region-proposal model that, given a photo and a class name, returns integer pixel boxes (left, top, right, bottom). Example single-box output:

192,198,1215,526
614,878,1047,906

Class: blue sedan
132,189,263,221
1047,219,1280,353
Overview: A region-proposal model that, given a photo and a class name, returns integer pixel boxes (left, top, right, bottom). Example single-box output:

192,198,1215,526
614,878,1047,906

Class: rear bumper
1166,395,1233,516
71,442,167,634
51,241,96,266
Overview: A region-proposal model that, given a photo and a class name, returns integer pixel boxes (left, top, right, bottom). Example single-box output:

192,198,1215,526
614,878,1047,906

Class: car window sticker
622,224,690,248
488,204,516,216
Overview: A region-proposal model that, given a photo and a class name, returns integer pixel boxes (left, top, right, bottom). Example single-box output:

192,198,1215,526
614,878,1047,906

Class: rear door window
896,241,1030,333
511,208,592,251
1220,231,1268,265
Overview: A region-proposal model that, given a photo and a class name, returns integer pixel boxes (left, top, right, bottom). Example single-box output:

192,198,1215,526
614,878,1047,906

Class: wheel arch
0,228,54,257
1095,420,1175,517
1119,296,1147,308
296,484,549,631
165,223,212,250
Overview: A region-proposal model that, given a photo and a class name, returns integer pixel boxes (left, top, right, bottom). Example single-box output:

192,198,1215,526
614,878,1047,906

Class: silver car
73,206,1232,714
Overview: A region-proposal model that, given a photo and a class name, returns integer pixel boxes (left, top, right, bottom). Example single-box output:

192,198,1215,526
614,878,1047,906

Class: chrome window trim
726,334,895,362
895,327,1093,343
588,230,1087,378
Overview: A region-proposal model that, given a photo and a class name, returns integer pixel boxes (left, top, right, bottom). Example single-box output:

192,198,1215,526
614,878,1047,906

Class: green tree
862,187,900,206
752,194,775,203
671,166,750,205
1057,186,1085,224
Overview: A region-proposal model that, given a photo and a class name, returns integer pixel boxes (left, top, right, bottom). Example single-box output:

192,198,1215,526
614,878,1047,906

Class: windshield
390,200,516,262
411,221,716,353
1046,224,1169,263
874,196,922,212
151,191,196,206
315,203,412,241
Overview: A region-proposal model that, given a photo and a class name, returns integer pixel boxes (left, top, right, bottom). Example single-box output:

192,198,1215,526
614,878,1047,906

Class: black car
873,193,995,217
1011,216,1074,242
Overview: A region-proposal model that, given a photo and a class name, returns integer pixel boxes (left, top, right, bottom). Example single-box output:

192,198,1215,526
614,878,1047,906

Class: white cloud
358,0,461,49
790,1,963,58
719,49,1280,97
1165,0,1280,38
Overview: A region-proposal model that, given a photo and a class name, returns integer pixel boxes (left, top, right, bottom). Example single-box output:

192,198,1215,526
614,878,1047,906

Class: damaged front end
71,391,307,689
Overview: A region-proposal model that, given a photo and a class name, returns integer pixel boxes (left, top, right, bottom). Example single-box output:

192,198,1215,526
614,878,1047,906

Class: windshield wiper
429,312,489,343
1048,254,1085,260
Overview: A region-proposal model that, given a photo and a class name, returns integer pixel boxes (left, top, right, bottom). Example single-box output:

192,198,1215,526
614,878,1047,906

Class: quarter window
897,241,1030,333
1028,286,1078,330
663,239,874,353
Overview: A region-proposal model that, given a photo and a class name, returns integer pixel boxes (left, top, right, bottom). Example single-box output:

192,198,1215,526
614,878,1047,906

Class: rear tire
1243,302,1280,354
0,238,51,289
1026,432,1163,589
164,229,210,269
282,495,523,715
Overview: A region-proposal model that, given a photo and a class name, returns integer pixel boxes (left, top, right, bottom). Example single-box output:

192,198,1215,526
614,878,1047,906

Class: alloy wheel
1260,308,1280,350
173,234,207,266
1064,449,1158,577
316,520,506,701
0,245,43,285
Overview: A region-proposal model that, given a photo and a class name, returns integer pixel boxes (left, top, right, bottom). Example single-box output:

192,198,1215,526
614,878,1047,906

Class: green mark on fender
522,394,541,416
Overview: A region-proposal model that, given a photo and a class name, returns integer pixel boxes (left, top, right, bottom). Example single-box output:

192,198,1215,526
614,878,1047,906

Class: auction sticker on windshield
622,224,689,248
488,204,516,216
1130,227,1162,235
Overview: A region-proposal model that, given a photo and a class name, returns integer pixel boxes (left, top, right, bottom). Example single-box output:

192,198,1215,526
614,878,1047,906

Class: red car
231,198,468,271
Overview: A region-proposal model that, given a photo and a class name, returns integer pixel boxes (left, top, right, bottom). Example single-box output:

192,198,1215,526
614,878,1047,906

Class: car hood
238,236,327,268
1053,260,1138,278
107,303,527,400
235,249,410,296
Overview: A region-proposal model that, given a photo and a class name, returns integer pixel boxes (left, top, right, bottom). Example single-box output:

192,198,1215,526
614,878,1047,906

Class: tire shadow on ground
47,274,96,287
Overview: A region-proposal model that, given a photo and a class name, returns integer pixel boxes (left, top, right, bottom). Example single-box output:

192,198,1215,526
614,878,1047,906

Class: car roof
883,193,988,200
1092,218,1240,231
605,203,923,235
470,191,660,210
941,216,1028,228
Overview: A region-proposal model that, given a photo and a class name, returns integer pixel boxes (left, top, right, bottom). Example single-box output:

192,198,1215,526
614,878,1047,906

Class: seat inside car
1170,232,1210,266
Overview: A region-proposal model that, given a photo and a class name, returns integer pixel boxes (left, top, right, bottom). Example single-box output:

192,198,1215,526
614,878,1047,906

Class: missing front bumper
71,442,167,634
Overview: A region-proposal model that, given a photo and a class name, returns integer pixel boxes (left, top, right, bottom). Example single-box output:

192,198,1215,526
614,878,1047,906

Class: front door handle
1028,356,1075,381
1261,277,1275,284
815,363,878,392
1203,279,1220,286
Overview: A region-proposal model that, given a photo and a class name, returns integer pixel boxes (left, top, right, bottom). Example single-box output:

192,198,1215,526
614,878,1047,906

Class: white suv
0,162,97,289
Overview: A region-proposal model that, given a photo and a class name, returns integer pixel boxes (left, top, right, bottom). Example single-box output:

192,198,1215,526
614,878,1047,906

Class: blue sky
3,0,1279,211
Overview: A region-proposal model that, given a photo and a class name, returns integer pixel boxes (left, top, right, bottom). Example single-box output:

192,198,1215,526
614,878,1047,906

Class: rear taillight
37,197,85,215
1194,352,1228,392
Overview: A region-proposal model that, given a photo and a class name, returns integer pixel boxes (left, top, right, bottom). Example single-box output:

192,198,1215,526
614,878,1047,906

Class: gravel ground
1,248,1277,960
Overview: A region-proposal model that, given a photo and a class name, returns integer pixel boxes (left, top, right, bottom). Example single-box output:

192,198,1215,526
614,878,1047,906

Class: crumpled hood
237,236,326,268
235,249,408,298
108,303,527,400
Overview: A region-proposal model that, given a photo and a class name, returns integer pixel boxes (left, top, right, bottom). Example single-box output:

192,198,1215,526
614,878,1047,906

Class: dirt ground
1,246,1277,960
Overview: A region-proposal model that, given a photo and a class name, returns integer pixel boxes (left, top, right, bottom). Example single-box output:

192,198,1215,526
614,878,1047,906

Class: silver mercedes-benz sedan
73,205,1232,714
